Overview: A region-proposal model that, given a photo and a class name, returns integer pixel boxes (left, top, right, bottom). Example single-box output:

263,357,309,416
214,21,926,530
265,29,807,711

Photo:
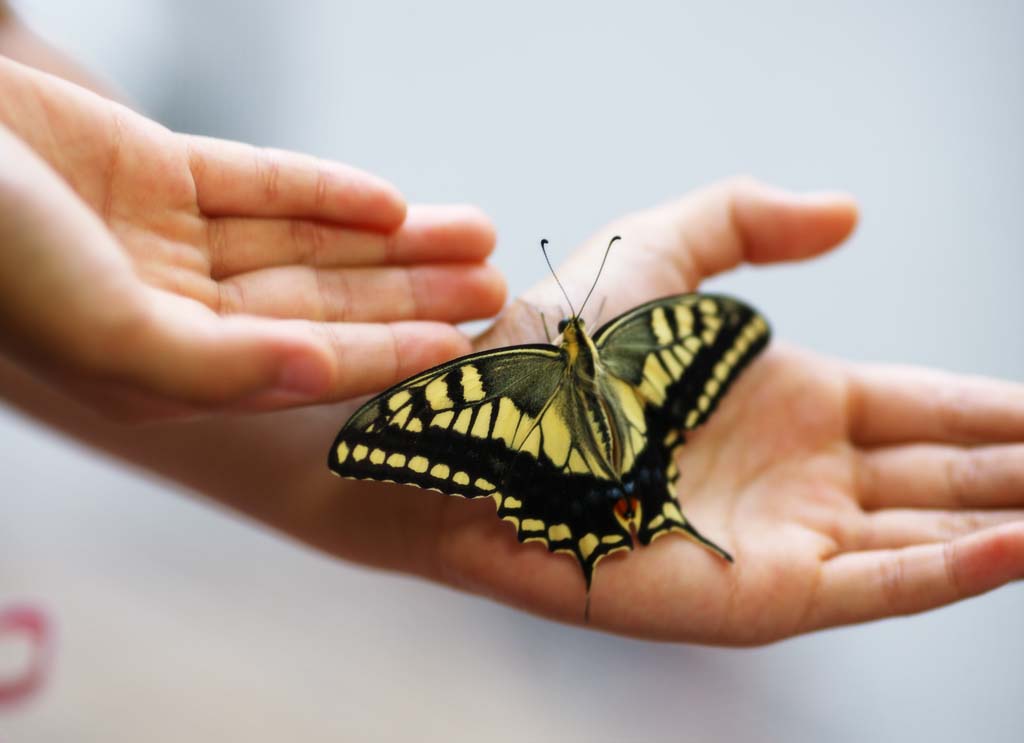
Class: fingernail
277,356,330,397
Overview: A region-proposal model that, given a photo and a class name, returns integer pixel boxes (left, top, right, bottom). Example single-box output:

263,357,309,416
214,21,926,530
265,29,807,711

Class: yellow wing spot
521,519,545,532
602,534,625,545
370,448,386,465
386,452,407,468
704,314,723,331
650,306,673,345
470,402,493,438
686,410,699,428
406,417,423,432
460,365,486,402
663,430,679,447
520,425,542,457
408,456,429,473
474,478,495,491
453,471,470,486
548,524,571,542
607,377,646,433
352,445,369,462
425,377,453,410
503,515,520,530
389,405,411,428
673,345,694,366
503,496,522,509
492,397,521,446
725,348,740,366
430,463,450,479
684,336,702,353
566,449,590,474
736,335,751,353
714,361,730,382
648,514,666,530
698,395,710,412
660,348,683,378
540,408,571,467
667,460,679,479
698,298,718,315
644,354,672,388
702,329,717,345
578,533,599,560
430,410,455,428
705,378,721,396
491,492,503,507
387,390,411,411
674,305,694,333
452,408,473,434
663,501,684,522
335,441,350,464
629,427,646,458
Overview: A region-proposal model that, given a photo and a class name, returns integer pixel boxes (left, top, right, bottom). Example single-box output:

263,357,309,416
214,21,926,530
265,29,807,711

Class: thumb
657,175,860,286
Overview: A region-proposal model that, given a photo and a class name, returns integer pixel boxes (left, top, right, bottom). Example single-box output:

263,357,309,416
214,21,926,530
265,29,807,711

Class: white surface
2,1,1023,741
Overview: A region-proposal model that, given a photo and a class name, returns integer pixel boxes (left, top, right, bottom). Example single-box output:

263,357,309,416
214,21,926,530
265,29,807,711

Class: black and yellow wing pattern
328,292,769,588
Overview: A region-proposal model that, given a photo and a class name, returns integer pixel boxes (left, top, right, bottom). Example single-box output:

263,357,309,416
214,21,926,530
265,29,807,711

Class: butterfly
328,236,770,595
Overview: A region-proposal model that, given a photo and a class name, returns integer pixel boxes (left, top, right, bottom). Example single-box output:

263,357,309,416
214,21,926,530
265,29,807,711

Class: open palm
430,179,1024,642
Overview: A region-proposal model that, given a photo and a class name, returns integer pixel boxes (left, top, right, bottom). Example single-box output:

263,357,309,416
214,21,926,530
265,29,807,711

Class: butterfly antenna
540,239,577,318
577,235,620,319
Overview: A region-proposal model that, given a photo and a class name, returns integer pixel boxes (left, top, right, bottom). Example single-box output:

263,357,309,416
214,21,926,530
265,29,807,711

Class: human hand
0,58,503,420
430,177,1024,642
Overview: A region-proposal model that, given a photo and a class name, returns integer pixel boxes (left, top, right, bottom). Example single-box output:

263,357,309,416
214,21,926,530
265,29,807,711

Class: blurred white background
2,1,1022,740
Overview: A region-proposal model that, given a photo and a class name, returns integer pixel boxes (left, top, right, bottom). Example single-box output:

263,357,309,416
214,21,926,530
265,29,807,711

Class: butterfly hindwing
594,293,770,551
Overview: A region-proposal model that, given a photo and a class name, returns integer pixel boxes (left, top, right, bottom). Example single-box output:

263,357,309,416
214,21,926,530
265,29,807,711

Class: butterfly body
329,293,770,587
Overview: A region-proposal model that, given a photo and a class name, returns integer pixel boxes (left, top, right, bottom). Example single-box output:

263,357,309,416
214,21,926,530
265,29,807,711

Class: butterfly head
541,235,621,337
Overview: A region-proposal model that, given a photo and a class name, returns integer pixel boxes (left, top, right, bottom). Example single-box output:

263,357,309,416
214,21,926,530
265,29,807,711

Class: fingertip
402,204,498,261
346,168,407,230
956,523,1024,595
731,178,860,264
474,261,508,315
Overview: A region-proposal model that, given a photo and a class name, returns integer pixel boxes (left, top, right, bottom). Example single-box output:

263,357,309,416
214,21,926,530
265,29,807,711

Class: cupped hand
0,57,503,420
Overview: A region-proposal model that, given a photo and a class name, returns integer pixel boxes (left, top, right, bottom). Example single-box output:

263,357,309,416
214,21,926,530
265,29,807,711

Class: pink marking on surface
0,605,53,707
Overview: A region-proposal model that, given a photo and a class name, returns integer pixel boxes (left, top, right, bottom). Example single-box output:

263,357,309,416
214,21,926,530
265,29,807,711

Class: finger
104,291,473,409
522,177,859,313
858,444,1024,510
656,176,859,285
851,508,1024,551
810,522,1024,630
206,204,496,279
847,364,1024,446
216,263,506,324
185,135,405,227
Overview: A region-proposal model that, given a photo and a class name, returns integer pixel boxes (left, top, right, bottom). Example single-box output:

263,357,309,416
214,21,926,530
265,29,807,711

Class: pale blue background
2,2,1022,741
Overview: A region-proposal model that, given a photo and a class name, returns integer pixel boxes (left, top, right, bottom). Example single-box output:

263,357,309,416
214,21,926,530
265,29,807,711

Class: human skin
3,172,1023,643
